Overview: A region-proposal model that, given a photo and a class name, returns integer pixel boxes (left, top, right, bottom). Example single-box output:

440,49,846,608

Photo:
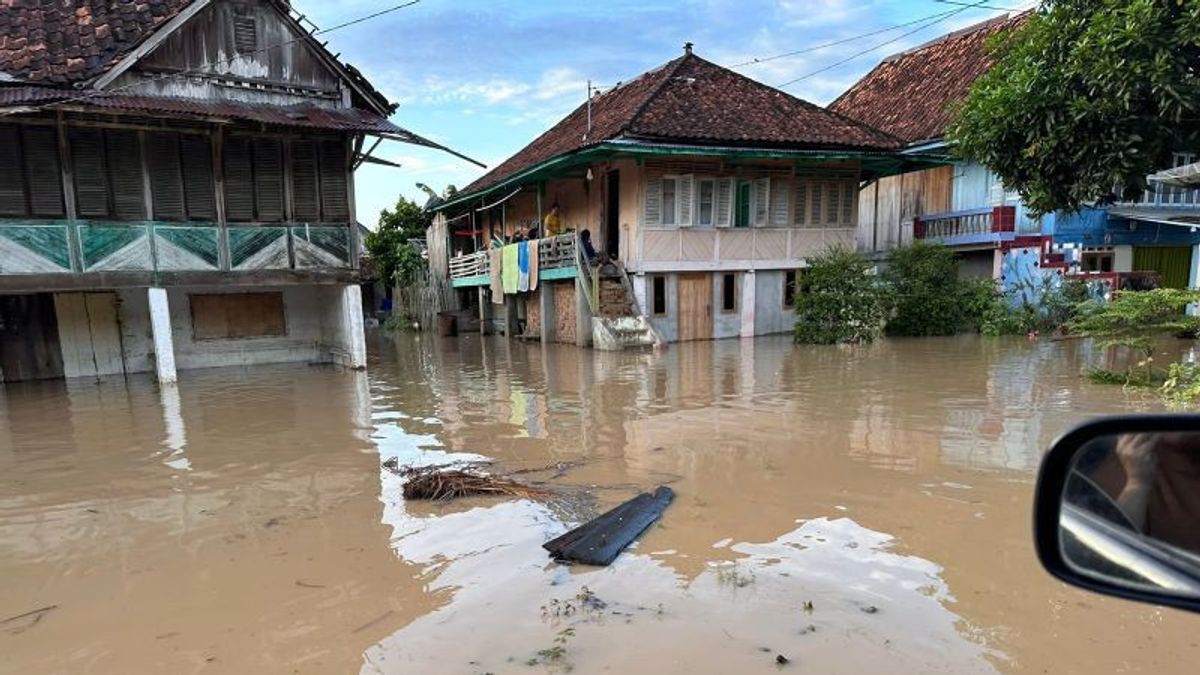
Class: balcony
913,206,1036,247
449,233,578,287
0,220,353,278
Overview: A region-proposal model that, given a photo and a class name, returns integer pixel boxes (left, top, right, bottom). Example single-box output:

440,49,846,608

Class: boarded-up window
190,292,286,340
0,124,65,217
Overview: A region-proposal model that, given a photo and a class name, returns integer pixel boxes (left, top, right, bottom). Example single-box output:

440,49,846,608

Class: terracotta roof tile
463,51,900,195
829,14,1025,144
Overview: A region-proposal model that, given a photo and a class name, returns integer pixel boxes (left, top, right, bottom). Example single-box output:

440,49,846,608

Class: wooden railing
914,206,1018,241
448,233,577,280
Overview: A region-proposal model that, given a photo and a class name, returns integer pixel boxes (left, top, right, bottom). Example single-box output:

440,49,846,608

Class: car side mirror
1034,415,1200,614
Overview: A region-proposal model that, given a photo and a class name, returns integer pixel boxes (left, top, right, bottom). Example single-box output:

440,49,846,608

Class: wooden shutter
840,180,855,225
23,127,64,217
0,126,27,216
223,136,254,222
252,138,284,222
677,174,694,227
827,182,842,226
794,179,808,226
770,177,790,226
715,177,733,228
107,130,145,220
148,132,185,220
70,128,109,218
643,177,662,226
752,177,770,226
290,140,319,222
318,139,349,222
180,135,215,220
810,182,823,224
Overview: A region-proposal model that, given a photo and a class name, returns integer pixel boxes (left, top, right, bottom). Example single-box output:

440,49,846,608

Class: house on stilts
0,0,472,384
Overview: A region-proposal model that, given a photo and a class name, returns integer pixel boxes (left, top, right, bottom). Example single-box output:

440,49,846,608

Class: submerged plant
794,246,888,345
1071,289,1200,386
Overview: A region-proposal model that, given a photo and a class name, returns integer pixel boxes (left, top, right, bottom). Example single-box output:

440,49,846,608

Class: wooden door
0,293,65,382
54,292,126,378
677,273,712,342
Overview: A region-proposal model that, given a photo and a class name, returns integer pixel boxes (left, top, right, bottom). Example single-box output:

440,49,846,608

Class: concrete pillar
503,295,519,338
478,287,491,335
539,284,555,343
575,276,593,348
335,284,367,369
148,287,177,385
1188,244,1200,315
740,270,756,338
632,272,648,315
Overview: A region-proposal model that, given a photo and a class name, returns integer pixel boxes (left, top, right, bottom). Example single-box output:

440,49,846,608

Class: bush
1161,362,1200,406
794,246,887,345
1072,288,1200,387
974,277,1090,337
883,242,979,336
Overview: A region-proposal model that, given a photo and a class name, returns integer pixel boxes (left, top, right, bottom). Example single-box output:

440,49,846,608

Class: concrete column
503,296,519,338
539,284,555,343
336,284,367,369
148,287,177,385
740,270,757,338
478,287,491,335
632,272,648,315
575,276,593,348
1188,244,1200,315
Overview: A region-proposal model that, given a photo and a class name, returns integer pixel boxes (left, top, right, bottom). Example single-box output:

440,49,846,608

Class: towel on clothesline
517,241,530,292
502,244,519,294
528,238,539,291
489,248,505,305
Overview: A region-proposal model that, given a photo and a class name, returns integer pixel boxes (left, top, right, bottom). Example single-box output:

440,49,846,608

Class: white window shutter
841,179,855,224
644,177,662,226
715,177,733,228
827,182,841,226
770,177,790,226
794,179,808,226
753,177,770,227
678,174,694,227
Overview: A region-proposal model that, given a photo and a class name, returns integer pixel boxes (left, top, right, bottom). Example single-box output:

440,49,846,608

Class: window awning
1149,161,1200,187
1108,205,1200,227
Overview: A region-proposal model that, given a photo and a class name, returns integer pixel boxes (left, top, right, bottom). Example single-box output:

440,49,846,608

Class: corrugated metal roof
0,86,400,133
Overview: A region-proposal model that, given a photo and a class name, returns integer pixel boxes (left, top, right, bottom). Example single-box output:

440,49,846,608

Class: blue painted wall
1051,207,1200,246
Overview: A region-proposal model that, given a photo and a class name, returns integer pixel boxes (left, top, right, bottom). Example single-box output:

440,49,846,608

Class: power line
775,0,992,89
3,0,422,116
730,6,964,68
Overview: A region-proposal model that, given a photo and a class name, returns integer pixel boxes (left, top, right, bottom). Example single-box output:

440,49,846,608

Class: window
0,124,64,218
662,177,677,225
784,270,797,308
1082,249,1114,273
223,136,285,223
147,132,216,221
734,180,751,228
794,178,857,226
233,9,257,54
190,292,286,340
697,179,715,227
651,275,667,316
721,273,737,313
290,139,350,223
769,177,790,226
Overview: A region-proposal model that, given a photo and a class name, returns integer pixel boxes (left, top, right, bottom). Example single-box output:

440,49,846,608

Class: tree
364,195,429,288
949,0,1200,214
1070,288,1200,384
794,246,888,345
883,242,977,336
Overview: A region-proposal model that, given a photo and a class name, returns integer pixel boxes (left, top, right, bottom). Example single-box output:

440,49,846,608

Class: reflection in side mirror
1035,418,1200,614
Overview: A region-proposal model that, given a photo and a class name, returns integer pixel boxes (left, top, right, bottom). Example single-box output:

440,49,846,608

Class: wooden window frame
0,124,66,219
696,178,716,227
661,175,679,226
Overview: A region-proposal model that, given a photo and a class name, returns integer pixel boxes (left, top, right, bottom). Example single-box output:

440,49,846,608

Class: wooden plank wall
54,292,126,378
858,165,953,254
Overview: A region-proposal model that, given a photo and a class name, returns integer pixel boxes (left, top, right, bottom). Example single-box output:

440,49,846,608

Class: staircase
575,246,662,351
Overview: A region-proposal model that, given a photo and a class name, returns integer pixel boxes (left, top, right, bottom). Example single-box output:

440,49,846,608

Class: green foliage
794,246,888,345
364,195,429,288
1161,362,1200,405
975,277,1091,336
883,242,979,336
949,0,1200,214
1072,288,1200,383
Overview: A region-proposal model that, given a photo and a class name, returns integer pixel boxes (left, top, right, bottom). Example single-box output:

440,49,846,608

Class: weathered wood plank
543,486,674,567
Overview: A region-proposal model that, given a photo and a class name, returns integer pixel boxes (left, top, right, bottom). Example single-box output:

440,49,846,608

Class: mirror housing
1035,414,1200,614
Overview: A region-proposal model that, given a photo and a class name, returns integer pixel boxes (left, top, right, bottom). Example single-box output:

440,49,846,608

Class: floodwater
1,334,1197,674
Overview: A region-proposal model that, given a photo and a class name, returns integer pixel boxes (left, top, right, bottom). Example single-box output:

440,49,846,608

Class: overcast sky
298,0,1031,227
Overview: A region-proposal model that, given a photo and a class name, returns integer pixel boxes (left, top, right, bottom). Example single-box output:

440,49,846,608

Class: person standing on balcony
543,203,563,237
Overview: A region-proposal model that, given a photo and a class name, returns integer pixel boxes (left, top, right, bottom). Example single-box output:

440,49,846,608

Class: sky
297,0,1034,228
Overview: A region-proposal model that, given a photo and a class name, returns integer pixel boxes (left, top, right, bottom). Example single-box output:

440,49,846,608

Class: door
54,292,126,378
1133,246,1193,289
677,273,713,342
0,293,65,382
605,170,620,257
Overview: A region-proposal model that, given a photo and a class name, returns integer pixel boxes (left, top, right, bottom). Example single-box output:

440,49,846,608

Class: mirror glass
1061,432,1200,597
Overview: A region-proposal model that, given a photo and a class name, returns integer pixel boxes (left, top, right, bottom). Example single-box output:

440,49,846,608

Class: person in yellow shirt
543,203,562,237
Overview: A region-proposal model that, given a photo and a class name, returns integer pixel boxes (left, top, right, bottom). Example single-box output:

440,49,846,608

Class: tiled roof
829,15,1023,144
0,0,193,85
462,51,900,195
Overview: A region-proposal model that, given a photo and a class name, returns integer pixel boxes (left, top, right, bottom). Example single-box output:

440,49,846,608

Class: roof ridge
881,13,1014,63
622,52,692,138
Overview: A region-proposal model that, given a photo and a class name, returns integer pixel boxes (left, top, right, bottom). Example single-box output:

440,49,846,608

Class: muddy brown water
1,334,1197,674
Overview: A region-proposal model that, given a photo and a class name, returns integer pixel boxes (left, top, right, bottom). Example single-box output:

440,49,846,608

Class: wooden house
430,46,923,348
0,0,464,383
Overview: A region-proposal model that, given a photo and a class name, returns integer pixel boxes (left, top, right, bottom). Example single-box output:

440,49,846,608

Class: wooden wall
857,165,953,254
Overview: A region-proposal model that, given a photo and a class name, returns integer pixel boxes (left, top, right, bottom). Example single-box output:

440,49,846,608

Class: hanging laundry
502,244,519,294
489,248,505,305
517,240,530,292
528,238,540,291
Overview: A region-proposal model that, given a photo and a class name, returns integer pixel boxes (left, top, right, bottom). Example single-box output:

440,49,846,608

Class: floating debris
543,486,674,566
776,654,791,665
385,462,549,502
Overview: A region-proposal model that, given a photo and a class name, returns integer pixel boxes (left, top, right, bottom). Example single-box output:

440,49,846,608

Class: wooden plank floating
543,486,674,567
